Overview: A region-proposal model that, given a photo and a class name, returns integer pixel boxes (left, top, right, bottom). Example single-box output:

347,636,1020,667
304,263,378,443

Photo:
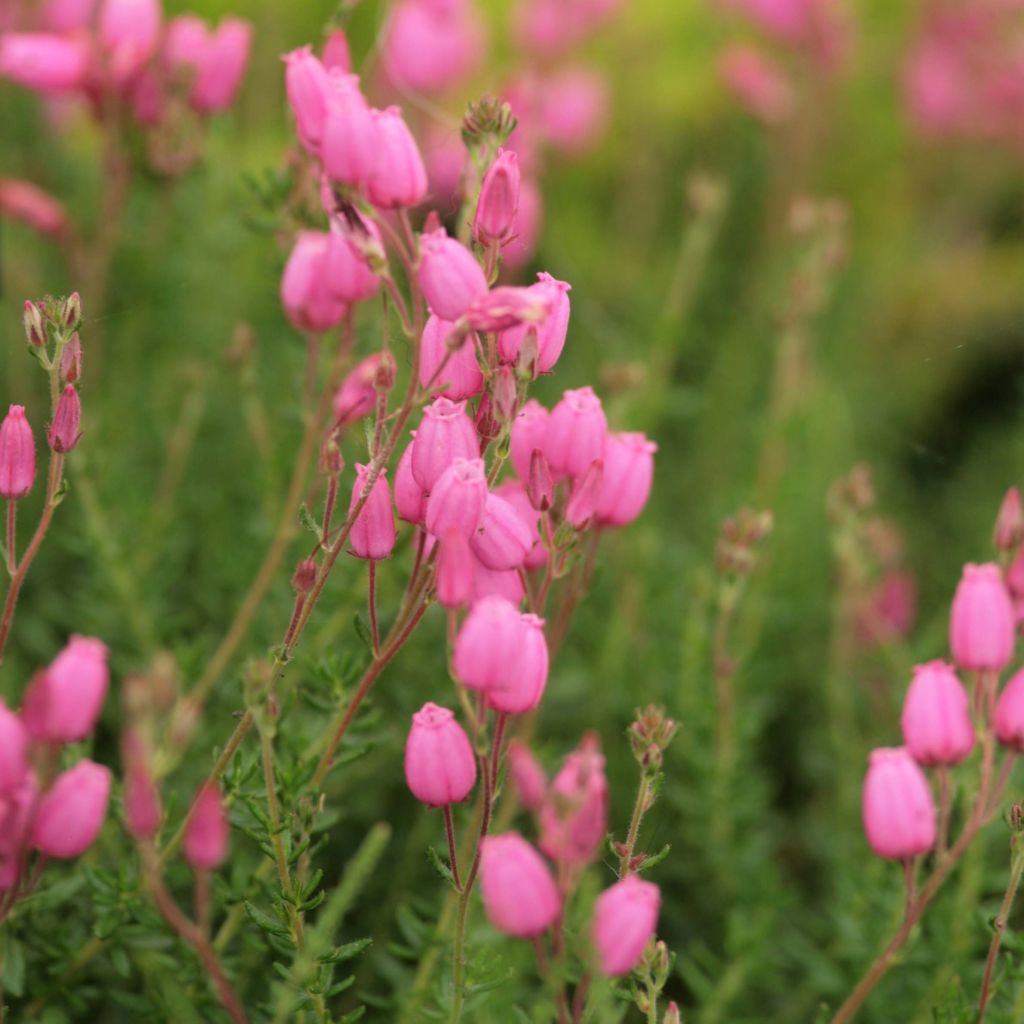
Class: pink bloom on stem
404,702,477,807
995,486,1024,553
322,28,351,72
471,557,526,606
99,0,162,89
720,45,794,125
538,67,609,154
996,667,1024,752
592,875,661,976
499,272,571,374
40,634,109,742
333,352,391,425
510,400,549,480
412,396,479,490
544,386,608,479
321,74,376,189
419,316,483,400
348,465,396,560
949,562,1015,672
283,46,333,155
465,286,553,334
417,229,488,322
566,460,603,529
32,760,111,859
900,661,975,767
507,739,547,811
495,480,546,569
861,747,936,860
395,435,426,524
539,733,608,865
48,384,82,453
453,595,529,694
0,702,27,794
325,220,381,305
0,33,91,93
425,457,488,538
471,492,534,571
382,0,484,94
437,528,475,609
479,833,560,938
280,231,347,333
487,612,548,714
192,18,251,113
184,783,229,871
0,179,67,238
368,106,428,209
598,432,657,526
42,0,97,32
0,405,36,500
474,148,520,246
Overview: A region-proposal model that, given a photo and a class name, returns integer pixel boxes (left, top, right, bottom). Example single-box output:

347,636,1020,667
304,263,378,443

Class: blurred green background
4,0,1024,1020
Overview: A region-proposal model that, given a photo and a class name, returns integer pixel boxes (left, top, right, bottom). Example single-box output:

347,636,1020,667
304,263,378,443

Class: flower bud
474,148,520,246
900,661,975,766
437,528,474,609
395,434,427,524
996,487,1024,553
566,459,603,529
949,563,1015,672
32,760,111,858
281,231,347,333
862,747,936,859
539,734,608,865
48,384,82,453
184,783,229,871
510,400,549,480
488,612,548,714
0,405,36,500
495,480,546,569
191,18,252,113
598,433,657,527
62,291,81,328
38,635,109,742
0,702,28,794
319,437,344,476
479,833,561,938
417,228,488,321
471,492,533,571
292,557,317,594
507,739,547,811
404,702,477,807
61,332,82,383
368,106,428,209
996,667,1024,752
321,74,377,189
592,875,661,976
663,1003,682,1024
454,595,530,694
544,386,608,478
412,397,479,491
382,0,484,94
348,465,396,560
426,457,488,538
499,273,571,373
284,46,333,153
23,301,46,347
419,316,483,400
334,352,393,425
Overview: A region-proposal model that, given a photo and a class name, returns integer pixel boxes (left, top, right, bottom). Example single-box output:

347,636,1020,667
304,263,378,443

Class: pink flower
996,667,1024,753
280,231,347,333
479,833,560,938
425,457,488,539
348,465,396,560
32,760,111,859
861,747,936,860
474,149,520,246
471,558,526,605
720,45,794,125
0,179,67,237
382,0,484,94
419,316,483,400
417,229,488,322
539,734,608,865
499,273,571,374
995,486,1024,553
324,220,381,305
395,435,426,524
0,702,27,795
124,761,161,840
42,0,97,32
184,783,229,871
900,661,975,767
404,702,477,806
322,28,351,72
412,397,479,491
333,352,393,425
510,400,549,480
544,386,608,478
495,480,546,569
48,384,82,453
321,74,376,189
283,46,333,154
487,612,548,714
465,286,553,334
566,460,603,529
597,432,657,526
538,67,609,153
437,528,475,609
192,18,251,113
0,33,90,93
471,492,534,571
507,739,547,811
99,0,162,89
949,563,1015,672
454,595,530,694
0,405,36,500
368,106,428,209
37,635,109,743
592,875,661,976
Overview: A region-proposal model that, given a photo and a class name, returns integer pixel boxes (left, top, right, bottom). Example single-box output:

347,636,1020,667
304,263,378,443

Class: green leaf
426,846,456,888
244,900,291,938
299,503,323,541
353,613,373,653
319,937,372,964
636,843,672,873
3,936,25,997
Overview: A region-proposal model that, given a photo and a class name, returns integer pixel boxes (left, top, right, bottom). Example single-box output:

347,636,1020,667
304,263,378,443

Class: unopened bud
60,332,82,382
527,448,553,512
292,557,317,594
565,459,603,529
515,329,539,381
462,95,517,150
475,393,500,442
48,385,82,453
492,366,517,423
62,291,81,329
629,705,679,769
374,351,396,392
320,436,345,476
651,940,671,988
23,301,46,347
995,487,1024,553
662,1002,682,1024
1010,802,1024,834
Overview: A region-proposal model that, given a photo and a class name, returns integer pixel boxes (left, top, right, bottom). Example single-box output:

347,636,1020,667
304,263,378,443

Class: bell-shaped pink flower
0,702,27,794
495,481,546,569
348,465,396,560
417,229,488,322
474,148,520,246
598,433,657,526
900,661,975,766
539,734,608,865
123,759,161,840
333,352,391,425
510,400,549,480
465,286,553,334
325,221,381,305
412,397,479,491
281,231,347,333
99,0,161,88
862,747,936,860
472,558,526,606
995,667,1024,752
184,783,229,871
368,106,428,209
48,384,82,453
419,316,483,400
395,435,426,524
191,18,251,113
426,457,487,539
404,702,477,807
40,635,110,743
454,595,529,694
284,46,333,154
479,833,560,938
437,528,474,609
322,73,376,189
382,0,484,94
488,613,548,714
0,33,91,93
471,492,533,571
949,563,1015,672
32,760,111,859
499,273,572,373
1,180,67,239
592,875,661,976
544,386,608,478
0,405,36,499
507,739,547,811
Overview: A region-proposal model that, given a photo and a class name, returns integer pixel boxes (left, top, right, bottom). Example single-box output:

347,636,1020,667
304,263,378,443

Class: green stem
977,837,1024,1023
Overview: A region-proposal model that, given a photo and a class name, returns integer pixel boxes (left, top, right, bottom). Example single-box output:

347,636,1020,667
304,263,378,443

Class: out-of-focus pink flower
507,739,547,810
720,45,794,124
479,833,560,938
324,219,381,305
539,733,608,865
423,124,466,213
417,228,489,321
42,0,97,33
280,231,347,333
0,702,27,795
321,74,376,189
0,33,91,93
900,661,975,767
322,28,351,73
537,67,609,154
284,46,333,154
368,105,428,209
862,747,936,859
949,562,1015,672
382,0,484,94
333,353,391,425
192,18,251,113
32,760,111,859
592,875,661,976
0,179,67,238
184,783,229,871
99,0,162,89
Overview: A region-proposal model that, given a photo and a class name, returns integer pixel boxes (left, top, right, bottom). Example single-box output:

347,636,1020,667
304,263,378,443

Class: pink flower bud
99,0,161,87
495,480,546,569
479,833,561,938
465,286,553,334
404,702,477,807
437,528,474,609
510,400,549,480
417,229,488,322
368,106,428,209
281,231,347,333
862,747,936,860
454,595,530,694
284,46,333,154
592,875,661,976
124,761,161,840
191,18,251,113
996,667,1024,752
61,332,82,383
419,316,483,400
507,739,547,811
164,16,207,75
949,563,1015,672
492,366,518,424
1,181,67,239
995,486,1024,553
322,28,351,72
348,465,396,560
325,221,381,305
48,384,82,453
382,0,484,94
474,149,520,246
527,449,554,513
333,352,391,425
0,702,27,794
22,301,46,348
472,558,526,606
36,635,109,742
544,386,608,479
322,74,377,189
539,734,608,865
488,612,548,714
0,33,90,93
184,783,229,871
900,661,975,767
412,397,479,490
471,492,533,571
566,460,603,529
720,45,794,125
32,760,111,858
598,432,657,526
426,457,488,538
498,273,571,373
395,435,426,524
0,405,36,500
